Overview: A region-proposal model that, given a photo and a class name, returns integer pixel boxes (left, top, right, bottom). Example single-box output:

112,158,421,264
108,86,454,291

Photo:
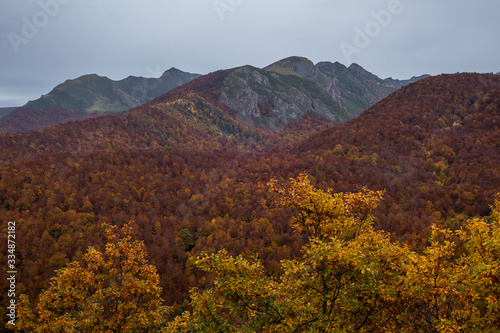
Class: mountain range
0,56,499,328
0,56,428,133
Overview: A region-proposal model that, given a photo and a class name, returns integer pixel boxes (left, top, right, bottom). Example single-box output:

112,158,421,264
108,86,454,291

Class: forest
1,73,499,332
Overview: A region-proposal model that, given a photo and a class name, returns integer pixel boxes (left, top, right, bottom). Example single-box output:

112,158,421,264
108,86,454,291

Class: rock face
219,66,350,131
3,56,429,133
24,68,201,115
217,57,429,130
268,57,431,118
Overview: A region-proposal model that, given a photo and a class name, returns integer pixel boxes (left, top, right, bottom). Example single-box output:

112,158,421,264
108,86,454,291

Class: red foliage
0,73,499,317
0,107,91,134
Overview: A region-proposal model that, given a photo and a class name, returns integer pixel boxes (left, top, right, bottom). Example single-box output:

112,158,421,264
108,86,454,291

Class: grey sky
1,0,499,107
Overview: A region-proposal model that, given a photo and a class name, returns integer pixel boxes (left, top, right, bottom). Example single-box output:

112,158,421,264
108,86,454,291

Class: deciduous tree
15,223,169,333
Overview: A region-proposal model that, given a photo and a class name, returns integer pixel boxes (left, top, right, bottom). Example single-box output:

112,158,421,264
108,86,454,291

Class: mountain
1,72,499,322
218,65,349,131
0,70,336,162
265,56,430,117
0,57,428,134
25,68,201,114
0,68,201,133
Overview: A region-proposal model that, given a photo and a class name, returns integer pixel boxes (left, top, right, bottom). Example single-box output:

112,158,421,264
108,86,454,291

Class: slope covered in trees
0,73,499,331
0,107,91,133
11,176,500,332
296,73,500,246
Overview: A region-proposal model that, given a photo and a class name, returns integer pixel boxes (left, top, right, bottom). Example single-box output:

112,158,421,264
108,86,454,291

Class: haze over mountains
0,56,429,133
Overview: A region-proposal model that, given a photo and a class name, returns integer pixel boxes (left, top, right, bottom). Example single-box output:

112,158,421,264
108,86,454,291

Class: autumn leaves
170,175,500,331
12,176,500,332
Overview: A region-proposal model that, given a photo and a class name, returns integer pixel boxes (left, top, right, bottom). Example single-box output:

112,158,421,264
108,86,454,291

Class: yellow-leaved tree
15,223,170,333
166,174,413,332
165,175,500,332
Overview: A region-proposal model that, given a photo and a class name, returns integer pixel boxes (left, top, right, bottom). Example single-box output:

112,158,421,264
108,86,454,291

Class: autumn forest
1,72,500,332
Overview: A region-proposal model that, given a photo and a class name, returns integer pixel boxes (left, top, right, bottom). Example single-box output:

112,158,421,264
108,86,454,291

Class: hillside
0,107,91,134
0,69,200,133
0,107,17,119
0,73,498,324
0,57,427,134
296,73,500,245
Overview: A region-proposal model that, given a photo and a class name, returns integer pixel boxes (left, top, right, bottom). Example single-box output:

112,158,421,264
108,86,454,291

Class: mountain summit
25,68,201,115
0,68,200,133
0,57,428,133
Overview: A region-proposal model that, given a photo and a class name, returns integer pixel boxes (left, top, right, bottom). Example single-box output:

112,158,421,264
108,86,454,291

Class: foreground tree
166,175,500,332
166,175,411,332
15,223,170,333
11,176,500,332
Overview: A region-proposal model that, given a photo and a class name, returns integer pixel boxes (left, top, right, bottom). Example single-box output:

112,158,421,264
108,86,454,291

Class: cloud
1,0,499,107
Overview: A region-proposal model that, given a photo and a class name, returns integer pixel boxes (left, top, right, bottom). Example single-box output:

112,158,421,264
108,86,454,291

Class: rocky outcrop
219,66,350,131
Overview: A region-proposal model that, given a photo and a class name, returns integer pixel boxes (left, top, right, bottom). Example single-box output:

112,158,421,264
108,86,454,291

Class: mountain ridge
0,57,429,133
0,68,202,134
24,68,201,114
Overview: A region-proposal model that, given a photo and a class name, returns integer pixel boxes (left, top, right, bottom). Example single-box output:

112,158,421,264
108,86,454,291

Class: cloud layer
1,0,499,107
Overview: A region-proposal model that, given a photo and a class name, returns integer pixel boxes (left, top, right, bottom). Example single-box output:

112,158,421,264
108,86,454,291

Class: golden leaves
15,222,170,332
173,178,500,332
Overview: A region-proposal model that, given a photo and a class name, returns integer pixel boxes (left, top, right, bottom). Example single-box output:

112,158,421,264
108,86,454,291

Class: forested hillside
1,73,499,331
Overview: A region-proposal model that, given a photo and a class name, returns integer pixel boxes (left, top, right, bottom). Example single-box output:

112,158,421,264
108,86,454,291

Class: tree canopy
15,223,169,333
10,176,500,332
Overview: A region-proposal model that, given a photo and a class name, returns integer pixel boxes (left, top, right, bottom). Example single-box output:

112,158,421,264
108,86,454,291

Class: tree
166,175,500,332
395,194,500,332
166,175,409,332
454,194,500,331
15,223,170,333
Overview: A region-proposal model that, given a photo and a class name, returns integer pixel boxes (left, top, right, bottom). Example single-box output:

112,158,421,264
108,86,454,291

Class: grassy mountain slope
0,69,201,134
266,56,429,118
24,68,201,115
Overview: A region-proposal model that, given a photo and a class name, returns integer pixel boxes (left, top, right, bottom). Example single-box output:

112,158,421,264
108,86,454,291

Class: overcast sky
1,0,499,107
